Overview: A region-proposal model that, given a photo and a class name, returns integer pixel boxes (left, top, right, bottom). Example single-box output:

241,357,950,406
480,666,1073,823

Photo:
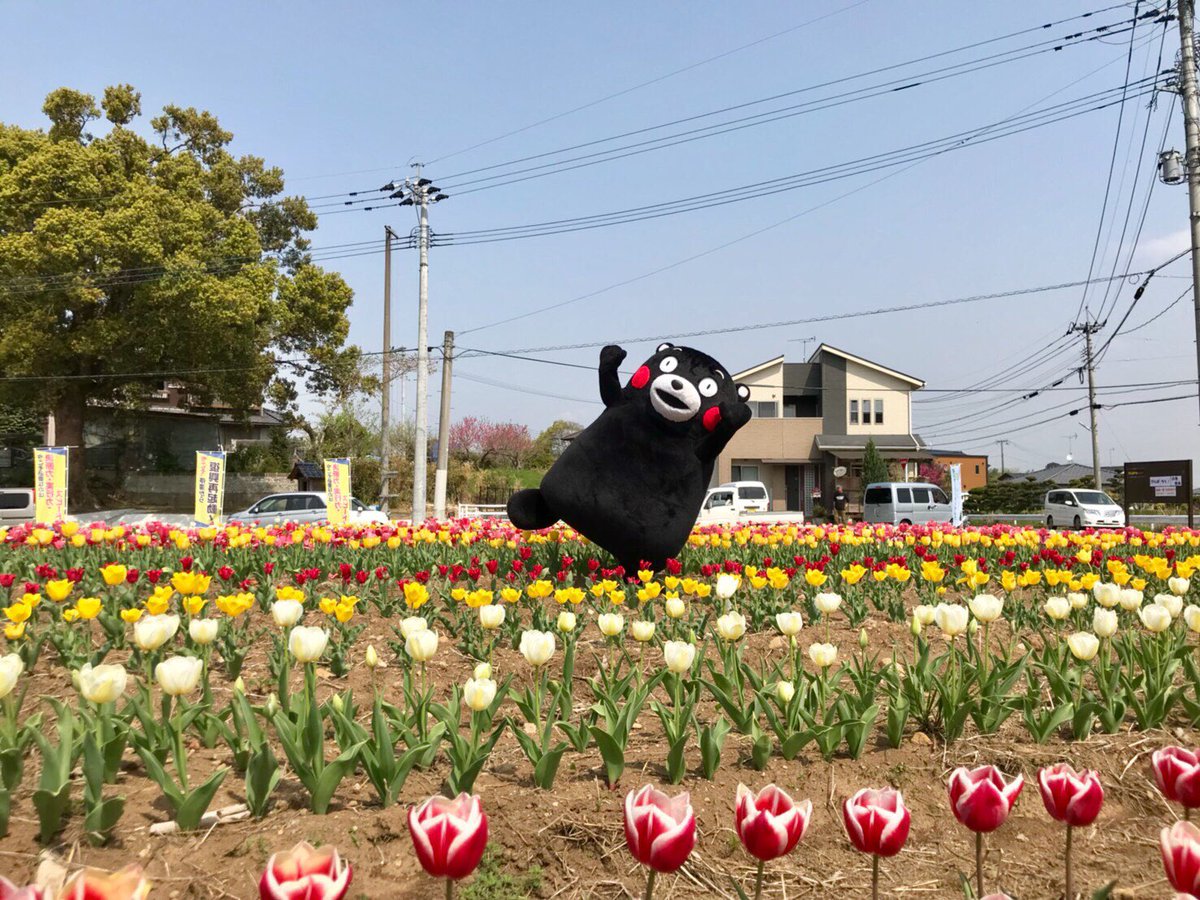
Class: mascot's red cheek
630,365,650,389
702,407,721,432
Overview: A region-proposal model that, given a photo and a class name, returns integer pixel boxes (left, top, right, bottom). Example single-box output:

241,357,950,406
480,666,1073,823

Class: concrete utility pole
433,330,454,521
390,164,448,523
1177,0,1200,420
995,439,1009,476
379,226,398,516
1069,320,1104,489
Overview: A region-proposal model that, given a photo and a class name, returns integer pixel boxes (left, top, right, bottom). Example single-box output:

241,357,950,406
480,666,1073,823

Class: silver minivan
862,482,952,526
0,488,35,524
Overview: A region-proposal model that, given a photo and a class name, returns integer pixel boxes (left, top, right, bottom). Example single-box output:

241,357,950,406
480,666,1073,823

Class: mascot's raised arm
507,342,752,573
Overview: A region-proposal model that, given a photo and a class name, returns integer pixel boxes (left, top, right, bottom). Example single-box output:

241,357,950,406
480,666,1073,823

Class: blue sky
3,1,1197,477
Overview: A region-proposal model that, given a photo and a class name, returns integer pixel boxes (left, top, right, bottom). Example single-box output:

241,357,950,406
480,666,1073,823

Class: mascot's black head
625,343,750,432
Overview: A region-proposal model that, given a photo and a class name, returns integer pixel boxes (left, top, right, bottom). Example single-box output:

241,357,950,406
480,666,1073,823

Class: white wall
843,361,913,434
739,360,783,414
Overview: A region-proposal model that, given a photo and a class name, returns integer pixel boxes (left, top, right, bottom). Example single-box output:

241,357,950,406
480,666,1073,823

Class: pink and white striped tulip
842,787,911,857
408,793,489,881
734,783,813,862
624,784,696,874
948,765,1023,833
259,841,352,899
1162,820,1200,896
1155,747,1200,810
1038,763,1103,827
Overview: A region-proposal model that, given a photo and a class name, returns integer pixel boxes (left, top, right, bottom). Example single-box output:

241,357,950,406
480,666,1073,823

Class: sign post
33,446,68,523
1123,459,1194,528
194,451,227,526
949,463,964,527
324,458,351,525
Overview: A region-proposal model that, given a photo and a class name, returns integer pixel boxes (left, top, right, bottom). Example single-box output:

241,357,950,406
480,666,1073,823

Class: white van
1043,489,1125,529
862,482,952,526
0,488,36,524
716,481,770,513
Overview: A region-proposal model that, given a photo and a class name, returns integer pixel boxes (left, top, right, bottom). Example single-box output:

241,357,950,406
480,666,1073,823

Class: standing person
833,484,847,524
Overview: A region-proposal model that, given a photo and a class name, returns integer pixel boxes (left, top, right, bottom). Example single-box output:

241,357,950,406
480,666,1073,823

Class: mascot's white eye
659,356,678,373
698,377,718,398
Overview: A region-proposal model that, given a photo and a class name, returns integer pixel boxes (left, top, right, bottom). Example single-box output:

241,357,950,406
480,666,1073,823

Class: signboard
1124,459,1194,527
33,447,68,523
324,458,351,525
194,451,227,526
949,463,964,527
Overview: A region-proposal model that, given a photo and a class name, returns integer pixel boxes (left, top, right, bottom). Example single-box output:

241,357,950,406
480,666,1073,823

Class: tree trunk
53,387,91,511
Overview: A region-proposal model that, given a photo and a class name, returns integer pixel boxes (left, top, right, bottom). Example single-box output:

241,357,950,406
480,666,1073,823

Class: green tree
0,85,362,500
861,437,889,486
529,419,582,468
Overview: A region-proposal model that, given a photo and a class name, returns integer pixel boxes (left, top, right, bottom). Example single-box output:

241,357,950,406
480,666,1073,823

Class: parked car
862,482,953,526
1043,488,1125,529
714,481,771,514
0,488,35,524
228,491,388,525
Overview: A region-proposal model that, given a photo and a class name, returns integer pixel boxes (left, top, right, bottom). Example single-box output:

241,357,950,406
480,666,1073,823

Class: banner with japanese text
324,457,351,525
33,446,68,523
194,451,227,526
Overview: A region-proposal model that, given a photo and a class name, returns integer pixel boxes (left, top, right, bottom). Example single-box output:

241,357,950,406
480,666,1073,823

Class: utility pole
433,330,454,521
1069,320,1104,489
995,439,1009,476
1177,0,1200,420
379,226,398,517
390,165,448,523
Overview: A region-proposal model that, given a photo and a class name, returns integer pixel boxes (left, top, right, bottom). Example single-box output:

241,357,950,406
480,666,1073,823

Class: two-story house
715,344,928,516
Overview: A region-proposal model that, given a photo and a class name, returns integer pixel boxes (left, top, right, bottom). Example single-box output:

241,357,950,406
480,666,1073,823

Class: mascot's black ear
736,383,750,402
656,342,674,353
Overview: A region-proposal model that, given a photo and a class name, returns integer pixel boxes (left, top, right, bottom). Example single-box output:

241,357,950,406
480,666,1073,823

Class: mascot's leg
507,488,559,530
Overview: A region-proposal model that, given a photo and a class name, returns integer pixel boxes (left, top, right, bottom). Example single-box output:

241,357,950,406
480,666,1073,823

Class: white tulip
188,618,218,645
913,604,936,626
519,630,556,667
775,680,796,704
1118,588,1144,612
808,642,838,668
1156,593,1184,618
463,677,497,712
968,594,1004,623
1067,592,1088,611
473,661,492,680
479,604,506,630
663,640,696,674
934,603,969,637
1185,605,1200,634
1044,596,1071,621
776,611,804,636
1093,607,1118,639
1067,632,1100,662
271,599,304,628
400,616,428,638
0,653,24,700
1170,576,1191,597
405,628,439,662
1093,582,1121,608
133,613,180,651
556,610,577,633
714,573,740,600
365,644,381,670
77,663,127,705
1140,603,1172,633
631,620,656,642
155,655,203,697
814,592,843,614
716,611,747,642
598,612,625,637
288,625,329,663
665,597,687,620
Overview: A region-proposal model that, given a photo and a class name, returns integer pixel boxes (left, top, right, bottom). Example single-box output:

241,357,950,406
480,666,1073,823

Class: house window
731,464,760,482
754,401,777,418
874,399,883,424
975,465,980,474
849,400,859,424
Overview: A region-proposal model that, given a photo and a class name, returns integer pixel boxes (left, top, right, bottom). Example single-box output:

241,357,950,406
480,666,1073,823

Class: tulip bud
265,692,279,717
473,661,492,680
911,615,923,638
556,610,576,633
233,676,246,694
330,693,344,714
859,629,869,650
968,618,980,637
775,680,796,704
365,644,380,670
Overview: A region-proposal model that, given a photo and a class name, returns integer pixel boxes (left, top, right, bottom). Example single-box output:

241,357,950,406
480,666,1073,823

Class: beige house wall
843,361,914,435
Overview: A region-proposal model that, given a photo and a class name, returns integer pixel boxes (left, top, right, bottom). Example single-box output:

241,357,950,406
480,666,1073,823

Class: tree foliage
0,85,362,497
529,419,582,468
861,438,889,486
449,417,534,468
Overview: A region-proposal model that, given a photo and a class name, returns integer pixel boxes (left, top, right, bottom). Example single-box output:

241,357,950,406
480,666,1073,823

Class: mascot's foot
507,488,559,530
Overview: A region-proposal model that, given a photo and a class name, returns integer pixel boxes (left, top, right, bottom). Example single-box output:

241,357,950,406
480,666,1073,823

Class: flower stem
752,859,766,900
871,854,880,900
1065,824,1074,900
444,878,454,900
975,831,984,898
644,869,656,900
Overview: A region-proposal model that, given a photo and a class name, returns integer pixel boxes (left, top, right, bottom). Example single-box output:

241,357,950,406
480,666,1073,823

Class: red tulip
1038,763,1103,827
1163,821,1200,895
259,841,352,900
948,765,1023,833
0,877,45,900
842,787,911,857
408,793,489,881
624,784,696,874
735,783,812,862
1155,747,1200,810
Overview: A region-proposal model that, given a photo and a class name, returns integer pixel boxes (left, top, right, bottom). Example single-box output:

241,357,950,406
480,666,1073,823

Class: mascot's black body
508,342,751,572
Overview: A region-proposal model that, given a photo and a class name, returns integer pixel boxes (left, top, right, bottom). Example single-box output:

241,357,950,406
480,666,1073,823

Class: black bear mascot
507,342,752,573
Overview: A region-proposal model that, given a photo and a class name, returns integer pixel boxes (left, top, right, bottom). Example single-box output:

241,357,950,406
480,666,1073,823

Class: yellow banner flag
194,451,227,526
324,458,351,524
33,447,68,523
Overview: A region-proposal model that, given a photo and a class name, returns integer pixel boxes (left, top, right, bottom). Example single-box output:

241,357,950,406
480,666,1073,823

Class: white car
0,489,35,524
862,482,953,526
1043,489,1125,529
714,481,771,513
229,491,388,525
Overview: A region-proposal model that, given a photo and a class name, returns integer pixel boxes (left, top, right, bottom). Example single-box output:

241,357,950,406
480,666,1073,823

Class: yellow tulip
5,622,26,640
403,582,429,610
839,565,865,586
44,579,73,603
59,521,79,538
275,585,305,602
319,596,338,615
182,595,206,616
500,587,522,604
334,602,355,623
75,597,102,620
3,602,31,625
805,569,828,588
526,580,554,600
21,592,41,608
120,608,143,623
62,608,80,622
100,564,128,586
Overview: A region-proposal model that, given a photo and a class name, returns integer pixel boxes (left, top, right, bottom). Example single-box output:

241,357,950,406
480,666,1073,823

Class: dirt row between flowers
0,606,1193,899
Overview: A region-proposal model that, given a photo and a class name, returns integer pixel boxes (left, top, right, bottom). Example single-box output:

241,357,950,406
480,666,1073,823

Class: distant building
716,345,929,516
999,462,1122,486
925,449,989,491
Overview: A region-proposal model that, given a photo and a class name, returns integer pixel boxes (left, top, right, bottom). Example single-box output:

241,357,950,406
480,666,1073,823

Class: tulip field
4,520,1200,897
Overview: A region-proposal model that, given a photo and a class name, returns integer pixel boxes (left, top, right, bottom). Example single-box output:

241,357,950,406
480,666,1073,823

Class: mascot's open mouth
649,374,701,422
